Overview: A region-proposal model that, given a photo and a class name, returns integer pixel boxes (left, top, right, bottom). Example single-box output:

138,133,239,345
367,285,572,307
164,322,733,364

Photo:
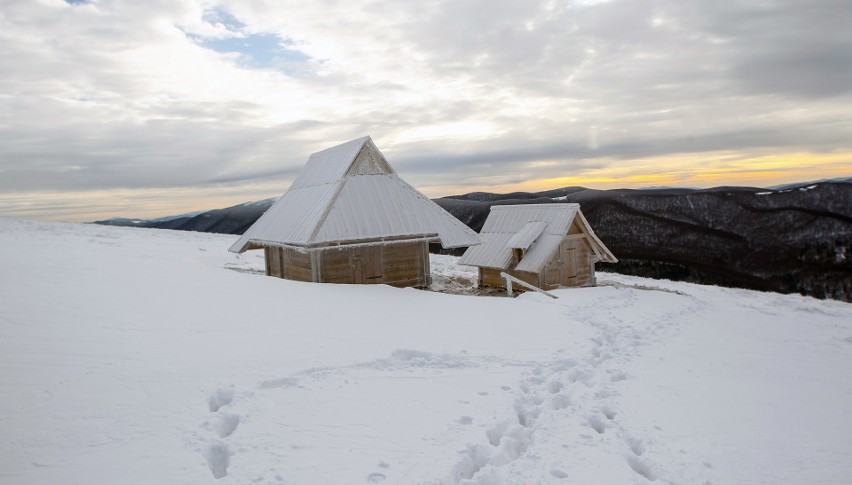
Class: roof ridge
306,175,351,244
309,135,370,158
491,203,579,210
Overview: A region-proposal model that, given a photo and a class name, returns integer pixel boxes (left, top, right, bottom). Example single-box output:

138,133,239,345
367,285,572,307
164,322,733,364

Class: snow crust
1,218,851,484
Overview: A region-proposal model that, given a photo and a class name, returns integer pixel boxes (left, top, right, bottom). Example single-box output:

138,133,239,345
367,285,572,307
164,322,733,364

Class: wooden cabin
458,204,616,291
229,136,480,287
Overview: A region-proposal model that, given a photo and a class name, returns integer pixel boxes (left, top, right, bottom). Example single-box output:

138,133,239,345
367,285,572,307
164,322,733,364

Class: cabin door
562,240,578,286
352,247,383,284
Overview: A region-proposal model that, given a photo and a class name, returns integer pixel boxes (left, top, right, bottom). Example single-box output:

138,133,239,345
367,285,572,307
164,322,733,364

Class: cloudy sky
1,0,851,221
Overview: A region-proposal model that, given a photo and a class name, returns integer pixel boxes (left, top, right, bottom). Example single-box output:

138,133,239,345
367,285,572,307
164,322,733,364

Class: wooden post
505,274,513,296
310,250,320,282
264,247,271,276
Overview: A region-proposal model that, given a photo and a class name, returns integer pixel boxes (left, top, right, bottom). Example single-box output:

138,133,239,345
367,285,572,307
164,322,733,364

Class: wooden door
563,244,578,286
352,247,383,284
361,246,383,283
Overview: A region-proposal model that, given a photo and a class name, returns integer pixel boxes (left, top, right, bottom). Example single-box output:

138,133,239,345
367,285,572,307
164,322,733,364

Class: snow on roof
461,232,515,270
458,203,616,272
230,136,480,252
515,234,564,272
507,221,548,249
289,136,375,189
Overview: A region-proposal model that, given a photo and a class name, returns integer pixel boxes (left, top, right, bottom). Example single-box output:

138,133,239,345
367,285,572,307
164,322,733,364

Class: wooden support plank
501,272,558,299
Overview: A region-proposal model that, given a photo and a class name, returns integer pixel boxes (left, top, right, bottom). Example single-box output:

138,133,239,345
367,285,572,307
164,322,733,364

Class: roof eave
437,238,482,250
458,261,511,270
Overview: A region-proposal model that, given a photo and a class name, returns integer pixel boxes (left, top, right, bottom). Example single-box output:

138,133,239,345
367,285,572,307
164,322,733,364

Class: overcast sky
1,0,851,221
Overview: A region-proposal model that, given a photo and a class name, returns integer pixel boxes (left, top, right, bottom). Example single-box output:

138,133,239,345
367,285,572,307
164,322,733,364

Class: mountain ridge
94,181,852,301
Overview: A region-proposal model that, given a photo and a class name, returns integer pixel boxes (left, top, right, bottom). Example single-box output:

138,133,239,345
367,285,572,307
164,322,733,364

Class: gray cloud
0,0,850,220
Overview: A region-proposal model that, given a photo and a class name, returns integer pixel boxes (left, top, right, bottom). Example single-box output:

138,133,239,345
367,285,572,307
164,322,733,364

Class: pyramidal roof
458,204,616,273
230,136,480,252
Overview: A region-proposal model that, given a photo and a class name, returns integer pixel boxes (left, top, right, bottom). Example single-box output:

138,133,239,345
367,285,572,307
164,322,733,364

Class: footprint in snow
208,388,234,412
204,441,232,479
599,405,617,420
586,415,607,434
213,413,240,438
625,454,657,481
551,393,571,410
624,434,645,456
366,472,386,483
514,399,541,428
547,379,563,394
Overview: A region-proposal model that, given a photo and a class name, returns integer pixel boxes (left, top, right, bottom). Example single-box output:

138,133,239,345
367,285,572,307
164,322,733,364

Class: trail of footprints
448,340,656,482
192,288,702,482
448,290,701,483
202,388,239,479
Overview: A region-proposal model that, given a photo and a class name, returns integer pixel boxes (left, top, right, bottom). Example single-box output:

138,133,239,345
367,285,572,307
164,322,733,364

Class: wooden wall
264,241,430,288
264,246,313,281
548,237,594,288
480,267,542,289
478,235,597,291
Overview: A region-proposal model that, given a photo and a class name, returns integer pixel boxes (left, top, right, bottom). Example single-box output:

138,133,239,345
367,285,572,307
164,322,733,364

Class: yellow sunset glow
4,150,849,222
417,151,852,197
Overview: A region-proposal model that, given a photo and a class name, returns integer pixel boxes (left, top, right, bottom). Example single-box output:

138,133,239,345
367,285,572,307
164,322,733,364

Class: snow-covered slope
1,218,850,484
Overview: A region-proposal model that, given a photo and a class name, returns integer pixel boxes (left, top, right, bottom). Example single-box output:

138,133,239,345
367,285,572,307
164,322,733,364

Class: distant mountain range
94,181,852,301
96,200,276,234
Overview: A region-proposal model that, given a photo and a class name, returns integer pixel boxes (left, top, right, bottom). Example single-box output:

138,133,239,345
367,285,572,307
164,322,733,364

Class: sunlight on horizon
3,150,849,223
419,150,852,196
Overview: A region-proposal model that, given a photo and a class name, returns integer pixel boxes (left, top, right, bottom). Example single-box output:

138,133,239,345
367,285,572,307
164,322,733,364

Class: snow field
1,218,851,484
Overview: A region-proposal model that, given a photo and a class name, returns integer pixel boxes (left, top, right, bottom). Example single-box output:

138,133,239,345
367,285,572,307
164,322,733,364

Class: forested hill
95,181,852,301
434,182,851,301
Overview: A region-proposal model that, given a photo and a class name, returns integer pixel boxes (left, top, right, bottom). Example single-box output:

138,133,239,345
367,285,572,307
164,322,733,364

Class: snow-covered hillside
1,218,851,484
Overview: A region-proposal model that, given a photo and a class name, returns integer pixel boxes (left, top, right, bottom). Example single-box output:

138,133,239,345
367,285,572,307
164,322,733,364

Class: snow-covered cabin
229,136,480,287
458,204,617,290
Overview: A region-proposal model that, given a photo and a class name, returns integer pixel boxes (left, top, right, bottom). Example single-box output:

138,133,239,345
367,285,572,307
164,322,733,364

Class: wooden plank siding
281,247,312,282
567,220,583,235
479,267,542,290
262,241,430,287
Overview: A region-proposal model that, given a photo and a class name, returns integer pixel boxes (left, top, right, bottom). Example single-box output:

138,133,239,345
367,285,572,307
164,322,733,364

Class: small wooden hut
229,136,480,287
458,204,616,291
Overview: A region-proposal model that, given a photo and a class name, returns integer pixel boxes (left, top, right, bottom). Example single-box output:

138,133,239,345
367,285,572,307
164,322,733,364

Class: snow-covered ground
1,218,851,484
